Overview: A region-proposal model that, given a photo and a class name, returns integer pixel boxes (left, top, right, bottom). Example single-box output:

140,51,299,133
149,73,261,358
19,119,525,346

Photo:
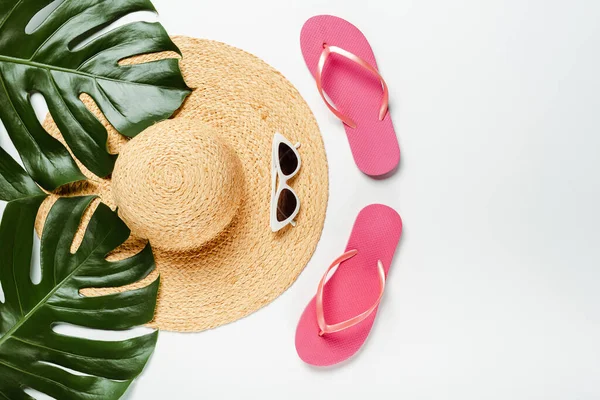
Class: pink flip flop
295,204,402,366
300,15,400,177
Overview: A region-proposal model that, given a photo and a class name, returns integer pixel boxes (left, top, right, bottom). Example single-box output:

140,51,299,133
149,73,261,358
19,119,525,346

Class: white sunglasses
270,132,301,232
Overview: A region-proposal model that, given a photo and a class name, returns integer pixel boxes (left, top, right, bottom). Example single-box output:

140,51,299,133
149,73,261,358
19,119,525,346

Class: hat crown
112,119,244,251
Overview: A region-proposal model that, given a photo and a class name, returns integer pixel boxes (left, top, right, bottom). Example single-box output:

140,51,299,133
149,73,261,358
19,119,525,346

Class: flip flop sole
295,204,402,366
301,15,400,177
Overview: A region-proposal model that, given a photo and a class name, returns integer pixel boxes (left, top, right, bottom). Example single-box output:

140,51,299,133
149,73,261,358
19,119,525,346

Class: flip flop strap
316,44,390,129
316,249,386,337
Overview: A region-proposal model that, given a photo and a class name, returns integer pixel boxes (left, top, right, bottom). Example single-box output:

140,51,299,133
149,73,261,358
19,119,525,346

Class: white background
1,0,600,399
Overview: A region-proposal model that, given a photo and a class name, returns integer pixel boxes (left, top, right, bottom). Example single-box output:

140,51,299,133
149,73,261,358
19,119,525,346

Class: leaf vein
95,79,125,119
0,0,23,33
0,388,10,400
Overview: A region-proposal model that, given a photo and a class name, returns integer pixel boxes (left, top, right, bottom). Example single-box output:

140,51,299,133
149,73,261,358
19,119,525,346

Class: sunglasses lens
278,142,298,176
277,188,298,222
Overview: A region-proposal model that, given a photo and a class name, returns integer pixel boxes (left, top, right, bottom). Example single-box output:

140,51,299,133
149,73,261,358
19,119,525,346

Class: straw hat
35,36,329,332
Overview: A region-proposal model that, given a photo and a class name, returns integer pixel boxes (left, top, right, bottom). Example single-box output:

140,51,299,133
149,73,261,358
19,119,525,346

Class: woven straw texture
36,36,329,332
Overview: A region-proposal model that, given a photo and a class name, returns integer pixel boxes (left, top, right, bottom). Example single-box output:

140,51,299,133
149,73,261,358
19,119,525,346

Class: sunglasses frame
270,132,302,232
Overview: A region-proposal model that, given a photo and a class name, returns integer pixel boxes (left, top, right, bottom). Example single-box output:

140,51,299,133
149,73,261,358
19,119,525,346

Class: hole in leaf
29,91,49,125
118,49,180,67
53,323,154,341
25,0,67,35
0,277,5,303
70,197,101,254
0,118,23,169
38,361,91,377
30,230,42,285
69,11,159,52
105,235,148,262
24,387,55,400
78,93,128,155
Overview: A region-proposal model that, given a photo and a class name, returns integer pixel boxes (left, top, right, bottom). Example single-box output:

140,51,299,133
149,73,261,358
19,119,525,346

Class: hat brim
36,37,329,332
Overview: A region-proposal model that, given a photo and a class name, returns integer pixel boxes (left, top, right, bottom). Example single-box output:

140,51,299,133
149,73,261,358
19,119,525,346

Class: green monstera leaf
0,195,159,400
0,146,44,202
0,0,190,191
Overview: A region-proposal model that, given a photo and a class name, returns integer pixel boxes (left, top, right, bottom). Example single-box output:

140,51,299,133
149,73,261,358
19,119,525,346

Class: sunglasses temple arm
270,149,279,213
